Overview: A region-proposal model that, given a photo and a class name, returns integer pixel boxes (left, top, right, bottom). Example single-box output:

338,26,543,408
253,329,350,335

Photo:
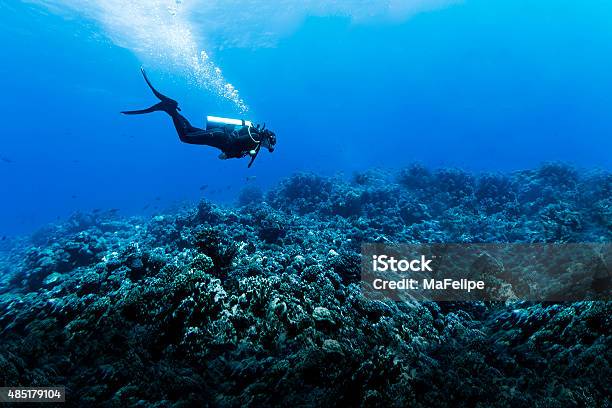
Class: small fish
246,176,257,182
71,195,77,199
1,236,6,241
1,157,13,164
142,204,150,210
155,196,161,201
226,185,232,190
109,208,120,214
93,208,101,213
199,184,208,191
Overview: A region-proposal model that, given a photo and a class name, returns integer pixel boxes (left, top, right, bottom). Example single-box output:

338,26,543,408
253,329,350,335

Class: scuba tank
205,115,253,132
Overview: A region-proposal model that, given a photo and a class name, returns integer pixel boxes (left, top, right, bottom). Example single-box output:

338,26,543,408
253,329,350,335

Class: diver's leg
167,109,226,147
167,109,201,143
124,102,221,146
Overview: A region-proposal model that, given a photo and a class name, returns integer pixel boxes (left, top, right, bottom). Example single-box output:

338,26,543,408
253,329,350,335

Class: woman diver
122,68,276,168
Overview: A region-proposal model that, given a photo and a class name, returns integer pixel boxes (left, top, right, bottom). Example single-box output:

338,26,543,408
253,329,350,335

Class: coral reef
0,163,610,407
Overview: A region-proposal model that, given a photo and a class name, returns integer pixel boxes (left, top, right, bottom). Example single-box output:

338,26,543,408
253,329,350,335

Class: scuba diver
122,68,276,168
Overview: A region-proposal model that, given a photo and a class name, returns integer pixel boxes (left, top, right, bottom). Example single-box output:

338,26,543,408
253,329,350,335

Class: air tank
205,115,253,132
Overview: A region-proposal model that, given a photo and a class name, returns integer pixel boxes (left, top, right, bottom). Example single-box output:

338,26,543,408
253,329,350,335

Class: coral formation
0,163,610,407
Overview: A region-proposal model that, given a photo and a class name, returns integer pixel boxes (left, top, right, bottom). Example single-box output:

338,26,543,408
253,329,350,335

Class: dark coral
0,163,609,407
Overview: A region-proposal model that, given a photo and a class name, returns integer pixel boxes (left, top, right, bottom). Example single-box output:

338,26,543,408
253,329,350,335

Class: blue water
1,0,611,235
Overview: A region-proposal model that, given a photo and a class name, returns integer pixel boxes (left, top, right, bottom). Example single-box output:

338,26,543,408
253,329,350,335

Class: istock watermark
361,243,611,302
371,255,433,272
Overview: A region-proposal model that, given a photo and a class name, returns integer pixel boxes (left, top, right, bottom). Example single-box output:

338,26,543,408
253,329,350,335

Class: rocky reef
0,163,610,407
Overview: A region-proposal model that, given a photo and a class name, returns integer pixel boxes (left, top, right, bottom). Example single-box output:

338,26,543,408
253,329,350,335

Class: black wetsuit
168,111,259,159
122,69,269,166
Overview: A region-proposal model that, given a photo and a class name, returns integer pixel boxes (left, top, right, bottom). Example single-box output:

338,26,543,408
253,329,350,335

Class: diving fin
121,102,167,115
140,68,179,109
121,68,180,115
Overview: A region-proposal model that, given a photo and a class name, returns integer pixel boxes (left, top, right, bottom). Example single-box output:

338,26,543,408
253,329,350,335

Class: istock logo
372,255,433,272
